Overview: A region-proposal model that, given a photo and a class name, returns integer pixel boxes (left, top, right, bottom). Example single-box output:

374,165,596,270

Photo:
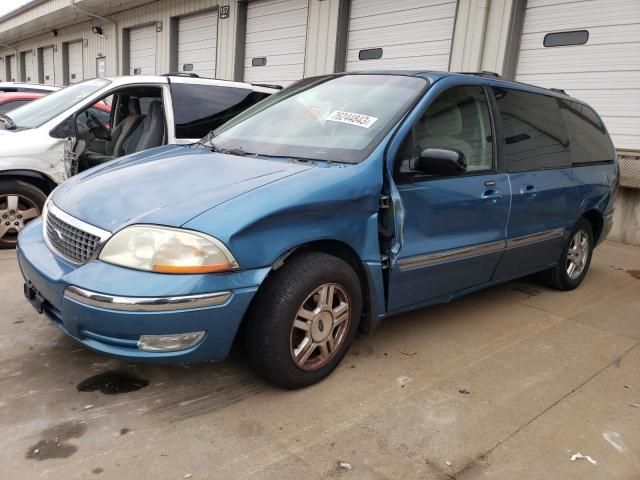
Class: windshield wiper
0,114,16,130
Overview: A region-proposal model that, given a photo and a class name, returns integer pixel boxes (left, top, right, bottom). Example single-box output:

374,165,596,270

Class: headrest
424,103,462,137
128,97,141,116
147,100,163,117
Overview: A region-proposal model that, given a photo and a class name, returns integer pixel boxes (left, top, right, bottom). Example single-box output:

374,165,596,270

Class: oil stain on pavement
26,421,87,460
76,371,149,395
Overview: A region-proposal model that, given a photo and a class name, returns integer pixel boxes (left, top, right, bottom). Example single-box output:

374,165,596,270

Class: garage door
346,0,457,71
22,51,34,82
178,10,218,78
129,25,157,75
515,0,640,151
244,0,308,87
67,41,84,84
42,46,55,85
7,55,16,81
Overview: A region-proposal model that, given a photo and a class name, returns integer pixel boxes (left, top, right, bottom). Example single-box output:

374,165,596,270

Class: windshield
5,79,110,129
209,74,428,163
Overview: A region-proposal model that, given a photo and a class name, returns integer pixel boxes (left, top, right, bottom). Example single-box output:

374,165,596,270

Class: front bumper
17,219,270,363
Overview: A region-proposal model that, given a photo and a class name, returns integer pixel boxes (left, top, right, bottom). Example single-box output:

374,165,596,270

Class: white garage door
244,0,308,87
346,0,457,71
7,55,16,81
178,10,218,78
515,0,640,151
42,46,55,85
22,51,34,82
129,25,157,75
67,41,84,84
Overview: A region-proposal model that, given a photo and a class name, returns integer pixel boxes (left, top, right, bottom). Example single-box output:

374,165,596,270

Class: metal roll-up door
67,41,84,84
346,0,457,71
178,10,218,78
22,51,34,82
515,0,640,151
7,55,16,81
42,46,55,85
129,24,157,75
244,0,309,87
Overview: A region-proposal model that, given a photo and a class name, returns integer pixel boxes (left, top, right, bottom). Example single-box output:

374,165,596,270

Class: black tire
245,252,362,389
0,180,47,249
538,218,594,291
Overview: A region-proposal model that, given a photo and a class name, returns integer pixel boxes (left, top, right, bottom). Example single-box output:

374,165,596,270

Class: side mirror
412,148,466,176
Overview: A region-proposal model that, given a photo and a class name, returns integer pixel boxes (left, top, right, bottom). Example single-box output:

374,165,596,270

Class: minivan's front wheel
539,218,594,290
0,180,47,249
245,252,362,389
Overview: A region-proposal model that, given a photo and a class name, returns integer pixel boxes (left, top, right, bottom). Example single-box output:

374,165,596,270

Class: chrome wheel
290,283,351,371
0,194,40,246
566,230,589,280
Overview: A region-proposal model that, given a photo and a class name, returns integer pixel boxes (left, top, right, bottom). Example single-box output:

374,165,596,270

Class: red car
0,92,46,114
0,91,111,123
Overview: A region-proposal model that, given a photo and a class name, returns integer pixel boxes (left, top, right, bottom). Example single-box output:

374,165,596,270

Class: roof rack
461,71,502,78
162,72,200,78
251,83,284,90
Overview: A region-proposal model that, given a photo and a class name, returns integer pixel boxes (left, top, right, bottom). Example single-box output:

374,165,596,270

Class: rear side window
492,88,570,172
0,99,30,113
558,100,614,164
170,83,271,138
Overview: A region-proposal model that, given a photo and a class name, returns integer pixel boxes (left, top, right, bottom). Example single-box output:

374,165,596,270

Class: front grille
45,209,101,264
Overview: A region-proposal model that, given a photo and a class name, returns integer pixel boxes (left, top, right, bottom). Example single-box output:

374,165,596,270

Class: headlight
99,225,239,274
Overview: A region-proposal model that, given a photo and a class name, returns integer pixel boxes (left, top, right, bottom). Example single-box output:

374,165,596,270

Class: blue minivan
17,71,617,388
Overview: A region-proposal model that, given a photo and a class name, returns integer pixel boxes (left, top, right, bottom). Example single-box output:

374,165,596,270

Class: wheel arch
0,169,57,195
581,209,603,244
236,239,379,346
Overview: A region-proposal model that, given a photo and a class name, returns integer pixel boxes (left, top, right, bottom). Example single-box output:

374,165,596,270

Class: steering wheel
84,110,111,141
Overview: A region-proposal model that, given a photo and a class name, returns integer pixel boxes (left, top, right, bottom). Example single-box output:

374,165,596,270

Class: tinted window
559,99,614,164
171,83,270,138
397,85,494,179
544,30,589,47
493,88,570,172
0,99,30,113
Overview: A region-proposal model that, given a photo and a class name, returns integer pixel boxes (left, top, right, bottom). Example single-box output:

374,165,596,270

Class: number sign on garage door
67,41,84,84
41,46,55,85
346,0,457,71
515,0,640,151
244,0,309,87
129,24,157,75
21,51,34,82
178,10,218,78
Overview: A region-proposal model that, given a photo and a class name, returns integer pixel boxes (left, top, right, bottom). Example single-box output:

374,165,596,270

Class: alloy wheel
566,230,589,280
289,283,351,371
0,194,40,246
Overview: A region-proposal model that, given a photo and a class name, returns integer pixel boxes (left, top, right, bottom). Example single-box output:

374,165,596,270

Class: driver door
386,84,510,313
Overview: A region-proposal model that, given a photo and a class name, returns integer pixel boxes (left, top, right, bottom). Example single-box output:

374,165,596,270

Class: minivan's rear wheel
539,218,594,290
0,180,46,249
245,252,362,389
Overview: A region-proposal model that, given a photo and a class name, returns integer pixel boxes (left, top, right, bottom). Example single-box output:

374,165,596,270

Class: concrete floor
1,241,639,480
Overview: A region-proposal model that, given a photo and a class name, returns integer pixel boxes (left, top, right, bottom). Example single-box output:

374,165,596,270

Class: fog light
137,331,205,352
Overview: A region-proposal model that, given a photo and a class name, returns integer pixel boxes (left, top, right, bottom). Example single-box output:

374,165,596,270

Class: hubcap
290,283,351,371
566,230,589,280
0,194,40,245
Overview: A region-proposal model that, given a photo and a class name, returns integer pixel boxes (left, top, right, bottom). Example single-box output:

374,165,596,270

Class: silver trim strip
506,228,564,248
397,228,566,271
64,286,231,312
398,240,505,270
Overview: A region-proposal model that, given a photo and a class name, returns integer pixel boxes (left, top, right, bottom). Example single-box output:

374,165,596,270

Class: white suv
0,75,277,248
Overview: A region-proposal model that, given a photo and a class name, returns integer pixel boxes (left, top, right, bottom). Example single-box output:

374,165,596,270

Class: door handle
481,188,503,204
520,184,537,200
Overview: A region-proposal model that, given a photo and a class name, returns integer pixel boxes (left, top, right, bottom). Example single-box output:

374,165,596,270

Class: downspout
71,1,120,76
0,43,19,81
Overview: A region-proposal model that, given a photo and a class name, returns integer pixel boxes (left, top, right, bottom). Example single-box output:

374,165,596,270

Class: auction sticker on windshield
326,111,378,128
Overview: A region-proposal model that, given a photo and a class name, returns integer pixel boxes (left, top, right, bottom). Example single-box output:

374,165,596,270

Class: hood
52,145,312,231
